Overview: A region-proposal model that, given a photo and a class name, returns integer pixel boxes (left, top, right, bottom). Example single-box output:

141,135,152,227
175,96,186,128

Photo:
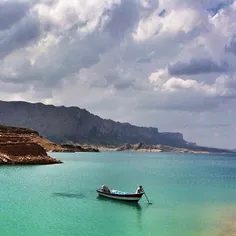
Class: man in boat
136,185,144,194
101,185,111,193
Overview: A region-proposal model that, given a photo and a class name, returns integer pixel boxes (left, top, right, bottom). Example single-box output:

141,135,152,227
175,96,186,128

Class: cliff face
0,124,62,165
0,100,187,147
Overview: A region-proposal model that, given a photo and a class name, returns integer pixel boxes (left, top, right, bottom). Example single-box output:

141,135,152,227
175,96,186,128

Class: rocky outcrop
0,100,188,147
116,143,187,152
60,144,99,152
0,124,62,165
115,142,235,154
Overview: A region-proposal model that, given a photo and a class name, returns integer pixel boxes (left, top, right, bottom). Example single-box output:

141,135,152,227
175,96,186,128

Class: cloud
0,1,39,60
225,35,236,55
153,67,236,95
168,58,229,76
214,74,236,97
104,0,140,39
199,123,231,128
148,67,236,113
0,0,236,148
149,68,215,94
0,1,31,31
0,0,138,88
207,1,234,16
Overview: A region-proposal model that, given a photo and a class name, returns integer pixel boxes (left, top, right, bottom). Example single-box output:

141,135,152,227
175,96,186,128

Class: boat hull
96,189,143,202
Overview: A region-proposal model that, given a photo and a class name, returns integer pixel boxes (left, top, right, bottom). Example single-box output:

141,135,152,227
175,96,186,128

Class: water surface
1,152,236,235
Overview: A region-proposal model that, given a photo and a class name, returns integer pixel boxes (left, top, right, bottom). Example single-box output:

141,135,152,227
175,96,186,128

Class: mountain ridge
0,100,189,147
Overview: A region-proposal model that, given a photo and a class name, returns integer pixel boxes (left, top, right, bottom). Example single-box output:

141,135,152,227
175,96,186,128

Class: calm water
1,152,236,236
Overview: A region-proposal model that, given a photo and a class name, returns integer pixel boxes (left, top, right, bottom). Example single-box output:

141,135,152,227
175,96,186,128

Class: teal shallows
1,152,236,236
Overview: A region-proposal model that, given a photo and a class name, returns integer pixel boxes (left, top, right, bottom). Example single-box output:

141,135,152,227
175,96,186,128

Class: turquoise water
1,152,236,236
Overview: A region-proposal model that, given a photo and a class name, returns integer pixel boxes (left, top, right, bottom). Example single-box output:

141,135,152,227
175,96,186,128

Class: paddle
142,189,152,204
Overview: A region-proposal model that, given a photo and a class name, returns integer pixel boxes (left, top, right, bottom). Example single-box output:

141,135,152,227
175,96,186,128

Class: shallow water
1,152,236,235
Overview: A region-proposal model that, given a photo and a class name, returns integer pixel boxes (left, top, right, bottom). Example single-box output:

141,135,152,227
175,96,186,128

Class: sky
0,0,236,149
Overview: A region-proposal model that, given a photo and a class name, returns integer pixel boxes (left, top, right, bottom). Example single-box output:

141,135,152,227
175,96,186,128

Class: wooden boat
96,188,144,202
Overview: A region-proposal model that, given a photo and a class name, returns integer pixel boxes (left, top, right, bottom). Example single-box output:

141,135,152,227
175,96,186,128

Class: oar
143,189,152,204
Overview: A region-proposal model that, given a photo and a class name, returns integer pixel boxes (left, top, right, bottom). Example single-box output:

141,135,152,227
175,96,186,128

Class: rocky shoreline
0,124,62,165
1,123,234,166
116,143,210,153
91,142,236,154
55,144,99,153
0,124,99,165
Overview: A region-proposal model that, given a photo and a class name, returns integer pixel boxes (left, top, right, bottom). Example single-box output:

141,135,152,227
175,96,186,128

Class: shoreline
96,148,210,154
0,155,62,165
208,206,236,236
88,143,235,154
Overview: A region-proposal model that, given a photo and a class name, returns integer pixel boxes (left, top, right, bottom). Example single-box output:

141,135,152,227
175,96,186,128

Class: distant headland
0,100,235,159
96,142,235,154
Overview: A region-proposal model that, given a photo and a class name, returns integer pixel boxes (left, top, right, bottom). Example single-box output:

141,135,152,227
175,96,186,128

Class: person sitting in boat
101,185,111,193
136,185,144,194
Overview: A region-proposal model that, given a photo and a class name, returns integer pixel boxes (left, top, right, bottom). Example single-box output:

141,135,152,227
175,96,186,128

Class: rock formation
60,144,99,152
0,124,62,165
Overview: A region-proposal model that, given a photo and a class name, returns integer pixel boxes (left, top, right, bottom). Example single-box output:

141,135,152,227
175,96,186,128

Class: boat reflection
97,195,143,230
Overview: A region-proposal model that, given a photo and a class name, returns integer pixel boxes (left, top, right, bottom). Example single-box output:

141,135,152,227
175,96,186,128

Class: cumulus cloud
150,67,236,97
1,0,143,87
0,0,236,148
149,68,216,95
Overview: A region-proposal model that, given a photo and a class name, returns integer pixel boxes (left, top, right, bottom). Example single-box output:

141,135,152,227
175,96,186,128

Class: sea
1,152,236,236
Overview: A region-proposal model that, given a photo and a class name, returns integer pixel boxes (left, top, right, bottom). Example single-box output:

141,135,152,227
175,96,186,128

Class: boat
96,188,144,202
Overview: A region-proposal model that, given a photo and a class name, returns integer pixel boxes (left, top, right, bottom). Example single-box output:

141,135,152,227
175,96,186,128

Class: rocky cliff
0,100,188,147
0,124,62,165
0,123,99,165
